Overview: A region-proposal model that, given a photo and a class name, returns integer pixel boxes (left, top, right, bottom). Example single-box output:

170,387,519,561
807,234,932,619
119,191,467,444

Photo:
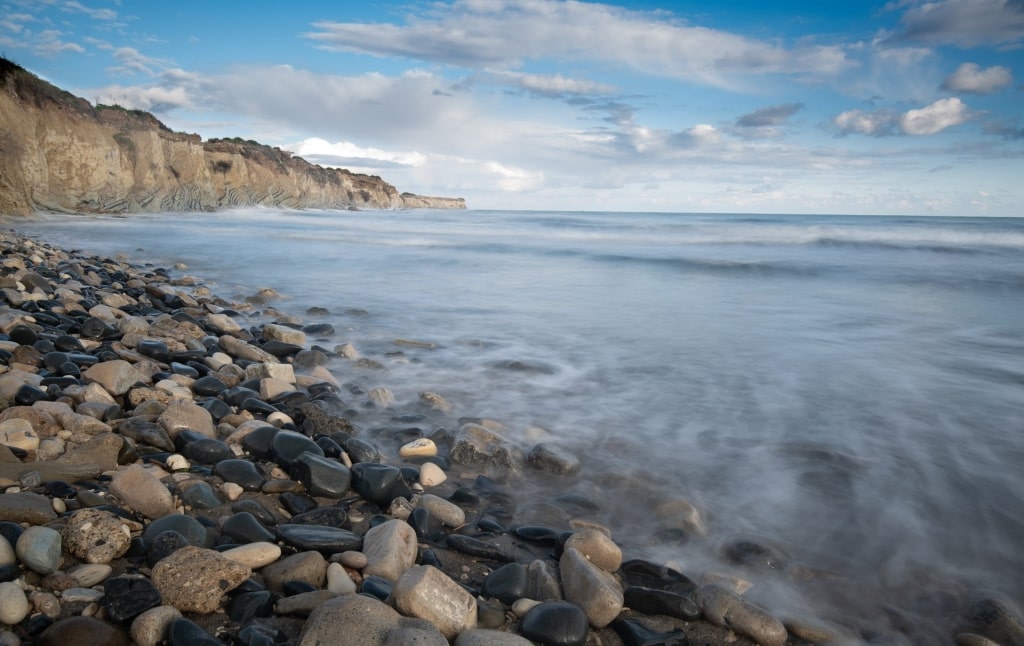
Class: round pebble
418,462,447,487
15,526,62,575
220,542,281,569
130,606,182,646
0,581,30,625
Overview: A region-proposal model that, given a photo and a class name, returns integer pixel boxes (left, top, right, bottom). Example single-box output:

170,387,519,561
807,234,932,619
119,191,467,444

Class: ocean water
11,209,1024,640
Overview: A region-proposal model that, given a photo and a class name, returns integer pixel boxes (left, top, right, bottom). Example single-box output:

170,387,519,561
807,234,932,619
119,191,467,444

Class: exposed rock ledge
0,57,466,216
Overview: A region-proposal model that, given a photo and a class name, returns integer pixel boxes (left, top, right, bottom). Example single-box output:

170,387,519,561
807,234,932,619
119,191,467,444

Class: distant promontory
0,57,465,216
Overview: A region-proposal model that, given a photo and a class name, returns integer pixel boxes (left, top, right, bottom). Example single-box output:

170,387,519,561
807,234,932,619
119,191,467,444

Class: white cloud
286,137,428,170
90,84,192,112
485,70,617,97
108,47,173,76
889,0,1024,48
899,97,972,135
941,62,1013,93
33,29,85,56
305,0,853,89
62,0,117,21
834,97,973,136
833,108,899,136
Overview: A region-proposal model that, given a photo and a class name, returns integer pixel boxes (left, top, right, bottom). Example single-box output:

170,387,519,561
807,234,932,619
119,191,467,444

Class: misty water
12,209,1024,640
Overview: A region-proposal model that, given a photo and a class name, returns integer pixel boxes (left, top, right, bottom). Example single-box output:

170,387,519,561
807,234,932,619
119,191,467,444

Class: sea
10,209,1024,641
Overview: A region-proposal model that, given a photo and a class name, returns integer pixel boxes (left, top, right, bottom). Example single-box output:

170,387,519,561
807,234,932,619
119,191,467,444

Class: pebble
559,547,624,628
109,465,175,520
221,541,282,569
520,600,590,646
418,462,447,487
15,525,62,574
151,546,251,613
68,563,113,587
526,443,581,476
0,536,13,567
0,492,58,524
36,616,131,646
262,551,327,594
326,561,357,594
276,524,363,553
61,508,132,564
103,575,163,623
399,438,437,458
299,593,401,646
363,519,418,582
0,581,29,625
417,493,466,528
700,584,788,646
564,529,622,573
220,482,244,501
335,551,367,569
393,565,478,640
130,606,182,646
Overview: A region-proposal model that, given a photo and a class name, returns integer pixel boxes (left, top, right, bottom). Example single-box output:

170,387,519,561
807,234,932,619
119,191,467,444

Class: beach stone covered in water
970,597,1024,646
449,423,523,475
351,462,412,508
527,443,581,476
699,584,787,646
393,565,477,640
151,546,251,613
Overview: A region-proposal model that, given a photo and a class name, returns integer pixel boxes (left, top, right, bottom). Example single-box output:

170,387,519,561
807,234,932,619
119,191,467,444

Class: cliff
0,58,466,216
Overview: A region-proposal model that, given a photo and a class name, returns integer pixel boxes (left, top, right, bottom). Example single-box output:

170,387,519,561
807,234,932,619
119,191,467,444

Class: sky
2,0,1023,215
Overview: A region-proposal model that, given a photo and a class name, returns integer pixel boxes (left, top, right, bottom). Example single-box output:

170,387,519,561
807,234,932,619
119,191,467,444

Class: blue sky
2,0,1023,214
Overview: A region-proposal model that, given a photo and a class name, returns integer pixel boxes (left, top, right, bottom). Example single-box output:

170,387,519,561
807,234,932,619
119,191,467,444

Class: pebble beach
1,226,1022,646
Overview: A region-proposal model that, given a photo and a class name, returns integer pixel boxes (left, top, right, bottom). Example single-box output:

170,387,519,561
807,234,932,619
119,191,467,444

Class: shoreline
0,225,1019,646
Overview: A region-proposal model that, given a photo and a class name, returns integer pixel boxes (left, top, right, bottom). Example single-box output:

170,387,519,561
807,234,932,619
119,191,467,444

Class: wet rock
449,423,523,475
213,459,267,491
180,437,234,465
699,584,787,646
624,586,700,621
520,600,590,646
560,547,623,628
178,480,221,510
481,562,529,605
152,546,251,613
222,512,276,544
446,534,515,563
527,443,581,476
103,575,163,623
142,514,210,549
393,565,477,640
612,617,687,646
363,519,418,582
109,464,174,520
292,452,351,498
351,462,412,508
275,590,339,616
287,506,347,528
970,597,1024,646
166,617,222,646
409,507,445,543
276,524,362,553
61,508,132,563
270,430,324,471
417,493,466,528
528,559,563,601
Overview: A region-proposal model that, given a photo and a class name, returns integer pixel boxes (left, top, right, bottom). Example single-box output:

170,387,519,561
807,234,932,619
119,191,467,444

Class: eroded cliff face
0,59,465,216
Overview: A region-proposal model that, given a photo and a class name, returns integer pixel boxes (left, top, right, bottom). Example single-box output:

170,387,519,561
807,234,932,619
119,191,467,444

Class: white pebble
418,462,447,487
165,454,189,471
0,536,15,567
221,482,244,501
399,438,437,458
267,412,293,428
326,562,357,595
511,598,541,618
68,563,113,587
51,498,66,514
220,542,281,569
0,582,30,625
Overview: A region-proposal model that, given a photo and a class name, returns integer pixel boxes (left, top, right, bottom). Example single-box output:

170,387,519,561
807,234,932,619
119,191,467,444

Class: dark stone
103,576,162,623
53,335,85,352
314,435,344,459
146,530,192,567
58,361,81,378
114,418,175,451
9,325,38,345
224,386,262,406
293,349,329,368
419,549,443,569
43,480,77,498
477,596,507,628
481,562,529,605
169,362,200,378
173,428,210,451
167,617,223,646
270,430,323,471
179,481,222,510
199,397,233,423
342,437,382,464
282,580,318,596
193,375,228,396
15,383,50,405
286,506,348,528
275,524,363,553
624,586,700,621
299,401,355,436
241,397,280,416
137,340,172,363
612,618,688,646
350,462,411,508
359,575,393,601
181,438,235,465
520,600,590,646
279,492,318,516
260,340,302,357
231,499,279,525
214,459,267,492
620,560,699,596
142,514,210,549
302,323,335,336
449,487,480,505
236,621,289,646
292,453,351,498
42,351,69,370
222,512,276,544
79,317,117,340
445,534,515,563
721,538,789,571
409,507,445,543
229,590,279,623
552,493,601,515
0,563,20,582
512,525,560,544
240,426,279,459
37,616,130,646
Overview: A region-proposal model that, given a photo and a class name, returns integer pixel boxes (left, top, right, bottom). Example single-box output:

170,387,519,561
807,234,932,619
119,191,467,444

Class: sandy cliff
0,58,465,216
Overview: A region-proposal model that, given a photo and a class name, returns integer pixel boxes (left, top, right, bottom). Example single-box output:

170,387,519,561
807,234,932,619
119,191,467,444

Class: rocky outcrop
0,57,465,216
